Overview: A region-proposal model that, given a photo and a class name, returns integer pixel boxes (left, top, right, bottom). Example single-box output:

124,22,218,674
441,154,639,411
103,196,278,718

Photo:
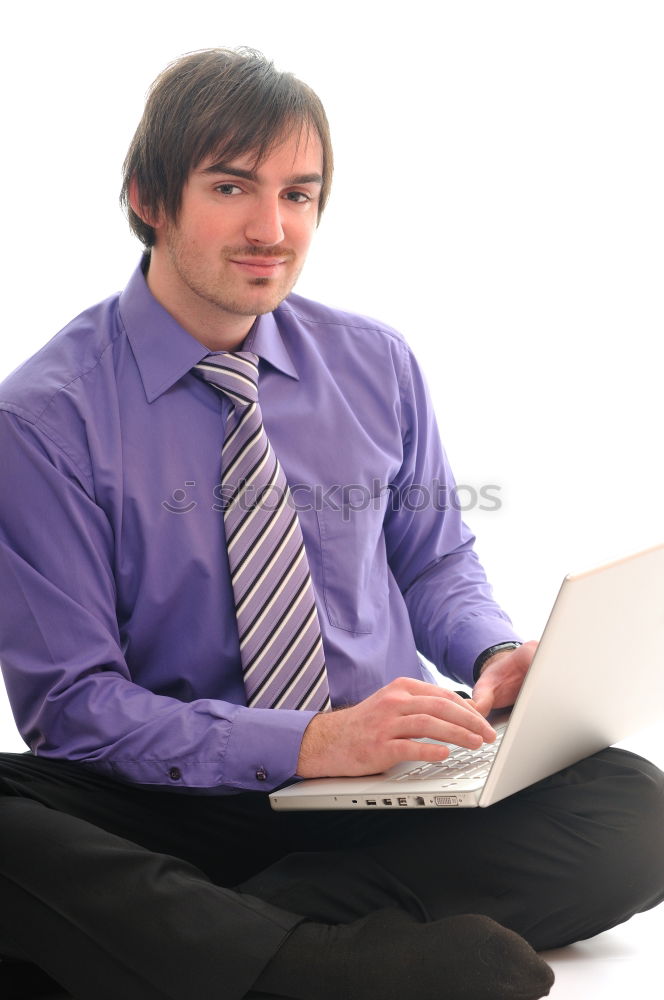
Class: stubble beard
165,231,302,319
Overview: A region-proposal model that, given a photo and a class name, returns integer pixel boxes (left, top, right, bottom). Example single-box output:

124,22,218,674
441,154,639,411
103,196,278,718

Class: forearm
0,413,314,793
85,695,315,793
405,551,521,686
385,347,520,687
2,624,314,794
0,557,314,792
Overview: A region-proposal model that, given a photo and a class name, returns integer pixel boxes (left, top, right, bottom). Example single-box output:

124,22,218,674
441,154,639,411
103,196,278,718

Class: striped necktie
193,351,331,712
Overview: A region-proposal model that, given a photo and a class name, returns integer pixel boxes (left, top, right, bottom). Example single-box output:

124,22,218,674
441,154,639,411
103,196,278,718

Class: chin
243,283,297,314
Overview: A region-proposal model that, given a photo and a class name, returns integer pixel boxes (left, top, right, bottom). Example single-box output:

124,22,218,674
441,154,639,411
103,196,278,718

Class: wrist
297,711,336,778
473,642,522,683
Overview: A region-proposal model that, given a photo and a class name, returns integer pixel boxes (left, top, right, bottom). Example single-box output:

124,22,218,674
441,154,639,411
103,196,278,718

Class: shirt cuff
222,704,317,792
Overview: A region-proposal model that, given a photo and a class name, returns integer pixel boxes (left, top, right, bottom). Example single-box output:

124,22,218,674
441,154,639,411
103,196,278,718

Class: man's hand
471,640,538,716
297,677,497,779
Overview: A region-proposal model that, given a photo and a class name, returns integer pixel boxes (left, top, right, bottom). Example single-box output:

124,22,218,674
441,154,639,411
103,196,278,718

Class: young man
0,48,662,1000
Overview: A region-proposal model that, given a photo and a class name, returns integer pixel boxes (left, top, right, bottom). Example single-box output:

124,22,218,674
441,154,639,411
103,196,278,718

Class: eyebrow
200,162,323,186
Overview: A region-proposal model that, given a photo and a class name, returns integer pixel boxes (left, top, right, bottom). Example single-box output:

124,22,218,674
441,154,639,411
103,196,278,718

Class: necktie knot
193,351,260,408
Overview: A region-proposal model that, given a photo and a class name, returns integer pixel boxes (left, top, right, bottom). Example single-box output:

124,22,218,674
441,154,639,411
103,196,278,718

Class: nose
244,195,285,246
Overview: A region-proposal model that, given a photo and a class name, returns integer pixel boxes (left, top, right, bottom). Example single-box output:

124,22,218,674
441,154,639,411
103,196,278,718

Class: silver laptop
270,543,664,811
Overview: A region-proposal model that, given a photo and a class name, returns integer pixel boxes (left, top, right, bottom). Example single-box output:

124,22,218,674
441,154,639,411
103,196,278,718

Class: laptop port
366,799,377,806
415,796,426,806
397,797,408,806
382,798,393,806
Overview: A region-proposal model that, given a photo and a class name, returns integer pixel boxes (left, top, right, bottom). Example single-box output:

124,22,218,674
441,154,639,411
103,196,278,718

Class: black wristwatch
473,642,522,683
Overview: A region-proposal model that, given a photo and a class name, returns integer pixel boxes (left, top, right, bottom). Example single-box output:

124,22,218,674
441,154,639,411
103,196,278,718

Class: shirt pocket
315,492,389,634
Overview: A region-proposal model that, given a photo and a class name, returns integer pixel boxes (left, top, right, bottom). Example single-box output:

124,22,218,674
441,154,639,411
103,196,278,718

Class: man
0,47,662,1000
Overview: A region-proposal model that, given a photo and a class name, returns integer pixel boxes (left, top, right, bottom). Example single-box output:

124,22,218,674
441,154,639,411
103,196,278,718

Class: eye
215,183,242,196
284,190,311,204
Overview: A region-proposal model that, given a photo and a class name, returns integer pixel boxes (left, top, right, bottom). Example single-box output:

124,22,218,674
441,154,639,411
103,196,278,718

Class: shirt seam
1,408,95,494
2,340,120,495
449,609,515,637
395,338,412,445
102,754,226,764
1,332,120,428
279,302,406,344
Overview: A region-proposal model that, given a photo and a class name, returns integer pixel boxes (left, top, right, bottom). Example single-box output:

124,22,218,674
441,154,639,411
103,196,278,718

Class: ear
128,176,162,230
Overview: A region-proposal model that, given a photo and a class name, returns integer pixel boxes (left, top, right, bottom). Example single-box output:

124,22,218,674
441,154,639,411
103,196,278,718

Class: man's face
150,128,323,341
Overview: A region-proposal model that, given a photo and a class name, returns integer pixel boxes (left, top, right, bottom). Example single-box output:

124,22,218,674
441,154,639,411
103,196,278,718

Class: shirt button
169,767,182,781
255,767,268,782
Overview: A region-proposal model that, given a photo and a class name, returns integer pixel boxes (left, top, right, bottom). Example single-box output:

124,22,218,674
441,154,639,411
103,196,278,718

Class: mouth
228,257,288,277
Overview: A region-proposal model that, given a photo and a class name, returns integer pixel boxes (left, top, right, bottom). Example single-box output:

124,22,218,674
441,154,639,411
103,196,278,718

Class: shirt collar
243,309,299,382
119,260,299,404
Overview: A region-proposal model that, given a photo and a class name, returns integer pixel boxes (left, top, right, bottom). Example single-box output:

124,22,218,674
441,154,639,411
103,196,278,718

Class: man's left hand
471,640,538,716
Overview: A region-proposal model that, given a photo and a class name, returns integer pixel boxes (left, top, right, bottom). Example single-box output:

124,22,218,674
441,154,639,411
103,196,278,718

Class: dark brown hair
120,47,333,247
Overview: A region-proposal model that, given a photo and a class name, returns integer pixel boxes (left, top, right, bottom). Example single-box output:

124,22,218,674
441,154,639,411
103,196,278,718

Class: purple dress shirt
0,262,519,793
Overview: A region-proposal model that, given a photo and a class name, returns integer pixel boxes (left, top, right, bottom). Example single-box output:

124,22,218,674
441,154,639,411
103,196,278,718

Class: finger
442,690,487,717
390,738,451,764
394,695,496,738
471,688,495,717
391,678,489,721
395,714,495,750
396,678,481,708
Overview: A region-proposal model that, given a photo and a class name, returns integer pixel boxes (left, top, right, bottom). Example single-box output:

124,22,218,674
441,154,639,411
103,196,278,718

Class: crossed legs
0,747,662,999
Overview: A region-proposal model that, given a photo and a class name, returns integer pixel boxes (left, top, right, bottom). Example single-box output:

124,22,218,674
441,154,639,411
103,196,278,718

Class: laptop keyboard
394,725,507,788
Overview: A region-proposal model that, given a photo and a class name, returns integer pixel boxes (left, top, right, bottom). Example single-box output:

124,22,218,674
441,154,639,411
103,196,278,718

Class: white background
1,6,664,994
1,0,662,747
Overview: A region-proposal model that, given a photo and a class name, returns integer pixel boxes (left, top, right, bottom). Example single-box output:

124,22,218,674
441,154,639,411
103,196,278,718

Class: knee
578,750,664,916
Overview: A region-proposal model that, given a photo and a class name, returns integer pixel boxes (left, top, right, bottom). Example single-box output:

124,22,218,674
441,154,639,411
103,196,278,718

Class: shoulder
275,293,421,404
273,294,428,443
0,293,122,427
277,292,408,352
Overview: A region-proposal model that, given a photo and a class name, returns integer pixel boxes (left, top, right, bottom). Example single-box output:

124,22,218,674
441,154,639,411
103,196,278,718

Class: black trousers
1,747,663,1000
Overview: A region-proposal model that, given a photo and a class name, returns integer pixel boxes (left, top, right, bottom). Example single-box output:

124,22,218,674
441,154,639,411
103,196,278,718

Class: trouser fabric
0,747,663,1000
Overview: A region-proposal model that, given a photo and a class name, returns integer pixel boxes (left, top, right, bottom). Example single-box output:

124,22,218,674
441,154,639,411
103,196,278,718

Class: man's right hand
296,677,496,778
